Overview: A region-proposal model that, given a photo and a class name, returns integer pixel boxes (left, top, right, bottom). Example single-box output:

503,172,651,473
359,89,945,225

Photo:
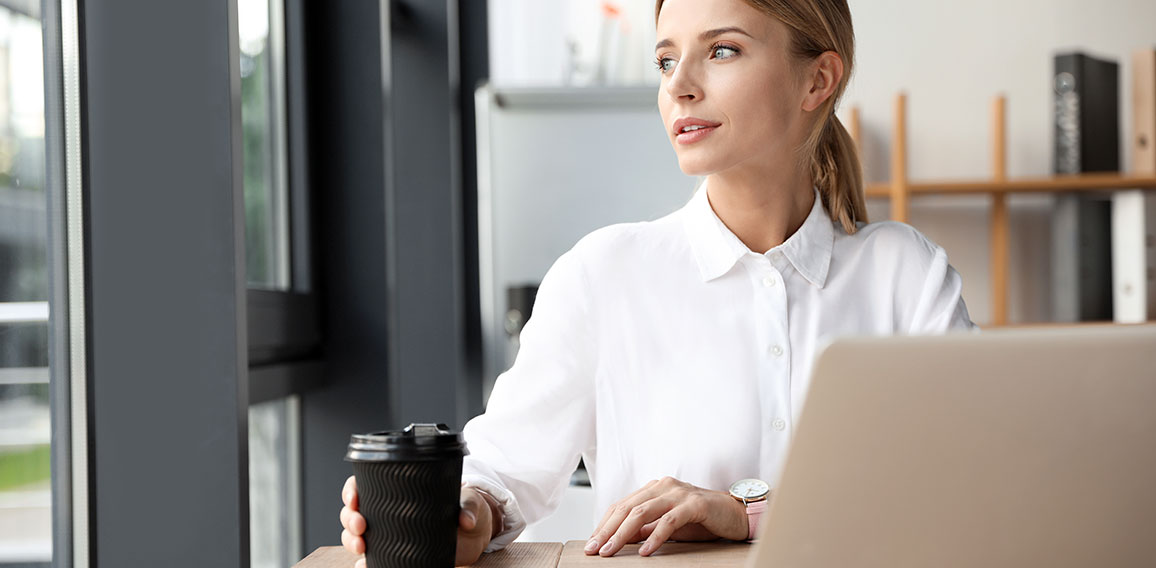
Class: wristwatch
728,478,770,541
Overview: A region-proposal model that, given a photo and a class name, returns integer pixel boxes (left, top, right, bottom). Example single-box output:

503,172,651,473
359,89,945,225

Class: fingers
598,496,675,557
639,504,694,557
458,487,489,536
590,476,657,535
639,519,659,540
587,477,681,556
342,475,359,510
456,487,493,566
341,528,365,555
341,476,365,559
586,484,656,553
586,502,639,555
459,505,478,531
340,505,366,535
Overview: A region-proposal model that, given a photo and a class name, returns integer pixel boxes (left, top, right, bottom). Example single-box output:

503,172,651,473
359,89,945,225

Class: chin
675,154,722,177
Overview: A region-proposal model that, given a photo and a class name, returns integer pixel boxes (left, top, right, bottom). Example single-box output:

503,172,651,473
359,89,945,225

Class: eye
711,44,740,60
655,57,677,74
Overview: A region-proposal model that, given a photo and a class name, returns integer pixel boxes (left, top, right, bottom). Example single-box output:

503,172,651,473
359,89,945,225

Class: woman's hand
339,475,498,567
453,484,499,566
338,475,366,566
584,476,748,558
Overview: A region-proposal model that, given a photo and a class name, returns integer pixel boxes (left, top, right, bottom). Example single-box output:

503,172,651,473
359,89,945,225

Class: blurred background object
0,2,50,564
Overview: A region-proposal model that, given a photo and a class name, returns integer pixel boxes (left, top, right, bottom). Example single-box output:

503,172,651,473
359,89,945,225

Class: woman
341,0,976,564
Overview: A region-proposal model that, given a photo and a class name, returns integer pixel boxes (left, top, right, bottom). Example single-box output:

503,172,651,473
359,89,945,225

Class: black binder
1051,52,1118,322
1054,52,1120,174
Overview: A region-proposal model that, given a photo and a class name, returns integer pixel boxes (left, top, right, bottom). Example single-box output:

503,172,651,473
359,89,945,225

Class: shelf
988,321,1156,329
852,92,1156,327
865,173,1156,198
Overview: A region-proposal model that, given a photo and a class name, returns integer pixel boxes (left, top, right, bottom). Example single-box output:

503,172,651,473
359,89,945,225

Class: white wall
487,0,1156,323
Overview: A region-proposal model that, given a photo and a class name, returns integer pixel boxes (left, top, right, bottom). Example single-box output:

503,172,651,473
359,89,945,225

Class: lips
672,117,722,145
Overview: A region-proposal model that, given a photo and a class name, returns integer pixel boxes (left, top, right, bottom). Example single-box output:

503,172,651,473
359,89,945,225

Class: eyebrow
655,26,755,51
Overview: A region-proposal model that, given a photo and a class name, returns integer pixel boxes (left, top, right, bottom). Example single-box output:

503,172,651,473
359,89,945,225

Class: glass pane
0,5,52,565
249,396,301,568
240,0,289,290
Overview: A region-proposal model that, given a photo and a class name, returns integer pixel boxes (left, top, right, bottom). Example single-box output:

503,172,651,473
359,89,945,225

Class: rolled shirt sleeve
461,247,597,551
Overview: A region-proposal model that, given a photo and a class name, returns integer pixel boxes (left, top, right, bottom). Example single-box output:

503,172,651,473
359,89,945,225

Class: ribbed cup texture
354,459,463,568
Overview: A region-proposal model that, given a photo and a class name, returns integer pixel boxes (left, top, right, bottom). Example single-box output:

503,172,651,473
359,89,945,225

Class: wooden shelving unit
853,93,1155,327
864,173,1156,198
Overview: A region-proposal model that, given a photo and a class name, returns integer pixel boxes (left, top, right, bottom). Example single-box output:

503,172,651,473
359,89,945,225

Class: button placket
764,268,790,363
744,258,776,356
764,263,792,437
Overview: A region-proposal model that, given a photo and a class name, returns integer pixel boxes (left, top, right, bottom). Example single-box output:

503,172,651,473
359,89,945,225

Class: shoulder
827,220,952,293
845,220,939,255
547,211,692,299
835,220,945,271
831,220,975,333
568,210,687,264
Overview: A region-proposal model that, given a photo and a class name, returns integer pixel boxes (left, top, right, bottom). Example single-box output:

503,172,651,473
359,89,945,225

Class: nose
663,60,703,103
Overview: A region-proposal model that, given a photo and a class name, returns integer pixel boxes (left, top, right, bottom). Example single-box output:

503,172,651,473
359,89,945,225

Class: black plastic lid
345,423,469,462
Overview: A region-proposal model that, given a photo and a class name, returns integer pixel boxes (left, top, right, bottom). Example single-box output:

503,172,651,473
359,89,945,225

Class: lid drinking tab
345,423,468,462
405,423,450,437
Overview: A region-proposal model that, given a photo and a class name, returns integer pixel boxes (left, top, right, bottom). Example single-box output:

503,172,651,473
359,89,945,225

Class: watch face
729,478,770,500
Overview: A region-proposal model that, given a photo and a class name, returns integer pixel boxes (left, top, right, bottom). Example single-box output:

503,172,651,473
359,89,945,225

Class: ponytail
810,114,867,235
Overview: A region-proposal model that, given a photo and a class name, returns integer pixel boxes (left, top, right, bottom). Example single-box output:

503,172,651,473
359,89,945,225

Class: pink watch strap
746,499,768,541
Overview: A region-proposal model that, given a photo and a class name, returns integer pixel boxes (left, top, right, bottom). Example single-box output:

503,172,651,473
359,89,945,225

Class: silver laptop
748,325,1156,568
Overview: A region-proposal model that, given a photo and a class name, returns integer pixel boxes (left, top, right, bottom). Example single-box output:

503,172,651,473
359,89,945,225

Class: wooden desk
295,541,753,567
557,541,751,566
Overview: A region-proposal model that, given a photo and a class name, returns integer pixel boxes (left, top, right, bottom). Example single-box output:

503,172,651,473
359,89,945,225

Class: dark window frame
41,0,489,564
42,0,73,565
245,0,324,397
74,0,251,566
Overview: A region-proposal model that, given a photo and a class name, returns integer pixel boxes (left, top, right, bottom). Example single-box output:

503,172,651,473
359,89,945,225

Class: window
240,0,309,565
0,4,52,566
241,0,290,291
249,396,302,568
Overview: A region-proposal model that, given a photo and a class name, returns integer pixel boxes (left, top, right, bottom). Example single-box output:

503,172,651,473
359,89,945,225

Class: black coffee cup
345,423,469,568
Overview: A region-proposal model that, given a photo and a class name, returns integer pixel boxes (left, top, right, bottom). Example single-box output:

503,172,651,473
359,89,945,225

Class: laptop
746,324,1156,568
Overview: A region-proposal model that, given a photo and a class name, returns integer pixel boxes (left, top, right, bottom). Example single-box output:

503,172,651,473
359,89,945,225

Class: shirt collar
682,181,834,288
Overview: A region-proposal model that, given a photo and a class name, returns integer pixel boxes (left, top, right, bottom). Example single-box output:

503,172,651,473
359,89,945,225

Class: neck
704,165,815,254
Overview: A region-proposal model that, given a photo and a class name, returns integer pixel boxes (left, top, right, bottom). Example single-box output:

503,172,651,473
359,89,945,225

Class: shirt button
772,419,787,432
761,275,777,287
771,345,784,357
769,251,785,263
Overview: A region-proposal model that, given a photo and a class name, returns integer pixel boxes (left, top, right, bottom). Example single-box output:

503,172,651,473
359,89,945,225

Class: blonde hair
655,0,867,234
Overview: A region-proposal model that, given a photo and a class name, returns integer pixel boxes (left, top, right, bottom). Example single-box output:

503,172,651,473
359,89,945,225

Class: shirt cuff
461,474,528,553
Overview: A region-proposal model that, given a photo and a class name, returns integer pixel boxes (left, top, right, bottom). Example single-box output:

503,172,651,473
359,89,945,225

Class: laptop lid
747,325,1156,568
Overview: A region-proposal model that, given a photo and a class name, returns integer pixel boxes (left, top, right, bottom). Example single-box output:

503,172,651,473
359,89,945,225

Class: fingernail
584,538,598,552
599,539,614,555
639,543,651,556
464,509,476,525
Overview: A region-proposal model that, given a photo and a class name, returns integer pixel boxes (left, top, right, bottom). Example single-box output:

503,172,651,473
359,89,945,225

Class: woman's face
655,0,809,177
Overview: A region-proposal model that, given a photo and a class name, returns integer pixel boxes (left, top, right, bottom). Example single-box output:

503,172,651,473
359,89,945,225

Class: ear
801,51,844,112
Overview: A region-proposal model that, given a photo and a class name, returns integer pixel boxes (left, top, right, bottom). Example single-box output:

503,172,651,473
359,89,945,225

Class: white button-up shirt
462,183,977,550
